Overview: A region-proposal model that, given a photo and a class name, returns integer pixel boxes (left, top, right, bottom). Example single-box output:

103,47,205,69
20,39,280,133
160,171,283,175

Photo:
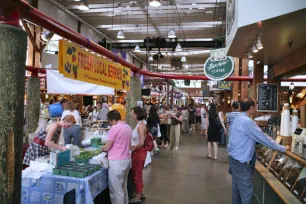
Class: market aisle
142,131,232,204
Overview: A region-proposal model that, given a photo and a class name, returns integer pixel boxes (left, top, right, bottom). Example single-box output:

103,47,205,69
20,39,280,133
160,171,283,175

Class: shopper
195,105,202,130
217,106,227,145
147,105,160,154
97,102,102,110
129,106,147,204
188,104,196,134
61,102,82,147
168,106,183,150
207,103,226,160
160,106,170,148
228,98,289,204
60,98,68,110
226,102,241,138
23,115,76,165
102,100,110,109
181,106,189,133
102,110,132,204
201,104,208,136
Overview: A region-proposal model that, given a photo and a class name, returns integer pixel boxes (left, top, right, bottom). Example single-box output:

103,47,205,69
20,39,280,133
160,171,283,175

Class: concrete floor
142,131,232,204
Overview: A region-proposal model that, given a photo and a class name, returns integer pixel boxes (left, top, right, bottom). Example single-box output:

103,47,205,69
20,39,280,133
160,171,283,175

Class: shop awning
47,70,114,95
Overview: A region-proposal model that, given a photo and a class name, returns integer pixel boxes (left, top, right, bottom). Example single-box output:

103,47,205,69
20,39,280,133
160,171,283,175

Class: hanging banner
59,40,130,90
203,56,234,81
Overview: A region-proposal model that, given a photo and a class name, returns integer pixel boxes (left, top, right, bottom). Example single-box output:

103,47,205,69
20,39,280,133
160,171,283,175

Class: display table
254,162,301,204
21,169,108,204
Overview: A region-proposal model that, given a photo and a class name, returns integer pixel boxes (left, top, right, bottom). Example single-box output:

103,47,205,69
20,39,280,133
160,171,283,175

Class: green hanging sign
204,57,234,81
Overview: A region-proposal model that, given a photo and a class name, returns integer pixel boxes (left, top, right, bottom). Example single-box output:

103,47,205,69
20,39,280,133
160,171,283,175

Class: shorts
189,117,195,125
196,116,201,123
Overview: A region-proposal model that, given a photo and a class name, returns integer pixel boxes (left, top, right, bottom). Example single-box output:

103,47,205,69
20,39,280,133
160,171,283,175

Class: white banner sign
47,70,114,95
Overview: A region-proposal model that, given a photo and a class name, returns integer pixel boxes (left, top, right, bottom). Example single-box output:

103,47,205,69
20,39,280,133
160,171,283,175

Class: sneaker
175,147,179,151
164,144,169,148
129,197,141,204
141,193,146,199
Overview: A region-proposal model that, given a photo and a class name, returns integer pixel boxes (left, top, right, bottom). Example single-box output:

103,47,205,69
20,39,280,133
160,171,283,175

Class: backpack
144,129,154,152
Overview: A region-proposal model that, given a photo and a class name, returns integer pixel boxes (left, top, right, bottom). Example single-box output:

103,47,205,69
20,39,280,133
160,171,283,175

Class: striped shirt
226,111,241,137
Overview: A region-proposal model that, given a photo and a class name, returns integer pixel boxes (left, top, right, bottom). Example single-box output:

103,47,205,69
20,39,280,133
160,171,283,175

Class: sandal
129,197,142,204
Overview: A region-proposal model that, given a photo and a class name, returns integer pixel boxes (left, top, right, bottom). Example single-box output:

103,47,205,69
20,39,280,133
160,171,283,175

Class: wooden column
219,92,225,111
23,22,43,143
0,24,27,204
126,75,141,129
232,57,240,101
240,59,249,100
224,91,231,113
252,62,264,101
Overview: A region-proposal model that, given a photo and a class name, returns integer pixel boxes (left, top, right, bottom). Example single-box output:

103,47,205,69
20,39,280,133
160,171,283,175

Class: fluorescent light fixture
189,8,192,10
149,56,153,61
78,0,89,10
206,11,213,14
198,7,206,9
168,29,176,39
252,45,258,53
181,56,187,62
257,37,263,49
149,0,161,7
248,51,253,59
192,3,196,6
117,30,125,39
134,44,141,52
175,43,182,52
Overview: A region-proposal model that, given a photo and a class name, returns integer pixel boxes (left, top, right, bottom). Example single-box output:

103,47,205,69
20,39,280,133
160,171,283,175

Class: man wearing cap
228,98,290,204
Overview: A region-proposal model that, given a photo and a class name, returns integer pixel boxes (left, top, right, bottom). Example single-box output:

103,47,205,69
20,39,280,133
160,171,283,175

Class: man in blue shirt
228,98,289,204
226,102,241,137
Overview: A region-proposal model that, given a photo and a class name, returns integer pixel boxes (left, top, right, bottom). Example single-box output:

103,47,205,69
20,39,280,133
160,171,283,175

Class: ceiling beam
271,44,306,78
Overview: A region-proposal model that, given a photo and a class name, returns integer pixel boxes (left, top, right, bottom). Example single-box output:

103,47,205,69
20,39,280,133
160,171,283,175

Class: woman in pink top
102,110,132,204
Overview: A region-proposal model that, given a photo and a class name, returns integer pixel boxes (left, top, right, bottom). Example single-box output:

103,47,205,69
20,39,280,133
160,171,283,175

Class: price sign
257,83,278,112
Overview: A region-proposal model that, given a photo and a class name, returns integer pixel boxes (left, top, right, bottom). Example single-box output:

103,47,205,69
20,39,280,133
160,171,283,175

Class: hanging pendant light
252,44,258,53
247,51,253,59
181,56,186,62
117,30,125,39
78,0,89,10
41,30,54,42
149,0,161,7
134,44,141,52
290,82,295,90
149,56,153,61
175,43,182,52
168,29,176,39
256,37,263,49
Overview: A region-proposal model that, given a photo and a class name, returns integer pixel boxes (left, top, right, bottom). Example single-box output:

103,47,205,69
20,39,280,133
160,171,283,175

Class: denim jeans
229,153,256,204
63,124,81,147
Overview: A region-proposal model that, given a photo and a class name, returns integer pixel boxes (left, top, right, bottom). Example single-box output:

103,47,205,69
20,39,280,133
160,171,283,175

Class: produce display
52,162,101,178
74,150,101,165
91,137,102,147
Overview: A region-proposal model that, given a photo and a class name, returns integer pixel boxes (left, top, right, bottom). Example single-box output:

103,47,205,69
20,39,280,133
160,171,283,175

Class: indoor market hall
0,0,306,204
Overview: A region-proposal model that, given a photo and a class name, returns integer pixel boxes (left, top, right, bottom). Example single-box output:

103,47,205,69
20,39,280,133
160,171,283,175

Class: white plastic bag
157,124,161,137
90,152,109,169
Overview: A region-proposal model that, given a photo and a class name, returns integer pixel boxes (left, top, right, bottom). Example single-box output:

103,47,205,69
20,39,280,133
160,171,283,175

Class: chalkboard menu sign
257,83,278,112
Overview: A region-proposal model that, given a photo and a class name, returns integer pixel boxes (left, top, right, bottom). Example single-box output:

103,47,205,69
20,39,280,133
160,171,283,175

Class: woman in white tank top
129,106,147,204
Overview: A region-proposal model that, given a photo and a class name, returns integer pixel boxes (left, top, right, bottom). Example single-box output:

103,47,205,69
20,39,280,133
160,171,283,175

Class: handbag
144,130,154,152
214,116,223,129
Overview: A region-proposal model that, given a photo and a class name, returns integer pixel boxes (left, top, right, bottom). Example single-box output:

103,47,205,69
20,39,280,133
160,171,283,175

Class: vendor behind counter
23,115,76,166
